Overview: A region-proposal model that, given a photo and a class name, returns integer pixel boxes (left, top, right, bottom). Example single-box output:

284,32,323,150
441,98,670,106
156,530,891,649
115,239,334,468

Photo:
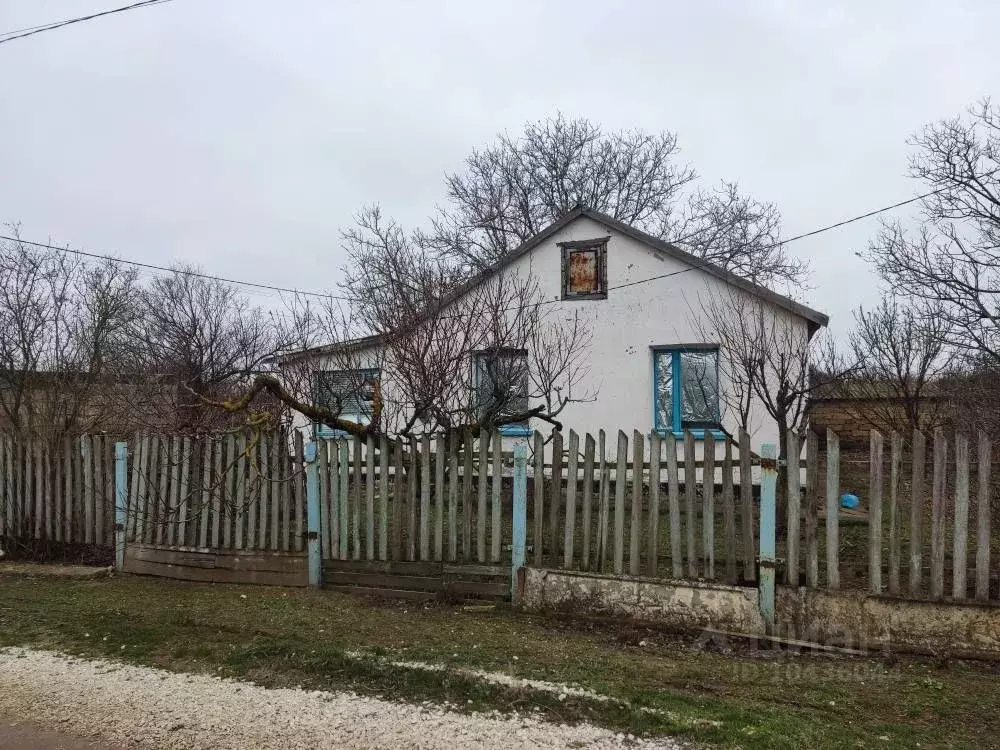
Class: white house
281,206,828,451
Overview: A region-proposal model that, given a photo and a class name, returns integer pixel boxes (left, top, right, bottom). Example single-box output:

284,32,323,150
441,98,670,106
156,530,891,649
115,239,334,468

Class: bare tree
430,114,807,289
0,227,141,440
863,99,1000,363
846,298,952,433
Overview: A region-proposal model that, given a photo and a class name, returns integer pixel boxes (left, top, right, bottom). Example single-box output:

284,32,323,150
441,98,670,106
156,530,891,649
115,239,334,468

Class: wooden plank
684,430,697,578
447,432,459,562
868,430,884,595
367,435,377,561
404,437,415,561
233,434,247,550
64,435,75,543
909,429,926,596
888,431,902,596
612,430,627,575
477,429,488,563
825,428,840,590
198,438,212,549
52,438,62,543
597,430,609,572
325,439,338,559
178,436,191,548
929,429,947,600
352,436,362,560
805,430,819,588
975,431,992,601
703,431,715,579
785,431,801,586
550,429,564,567
434,434,445,562
739,429,755,583
666,432,682,579
168,435,181,548
953,433,970,599
646,431,661,578
221,434,234,549
581,433,595,571
421,434,431,561
533,430,545,567
0,435,6,539
339,439,350,560
278,433,290,552
629,430,643,576
379,435,390,561
43,441,53,541
79,436,92,544
271,432,281,551
103,437,114,544
462,428,474,561
247,439,259,549
722,437,736,584
392,440,405,561
293,431,305,553
212,436,224,549
490,432,502,563
564,430,579,569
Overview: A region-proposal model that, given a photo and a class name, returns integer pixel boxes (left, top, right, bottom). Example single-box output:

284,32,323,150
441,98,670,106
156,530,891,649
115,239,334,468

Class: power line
1,185,943,311
0,234,346,301
0,0,175,46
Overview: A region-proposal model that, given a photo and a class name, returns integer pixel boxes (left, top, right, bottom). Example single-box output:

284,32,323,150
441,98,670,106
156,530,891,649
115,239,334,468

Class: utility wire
0,0,175,46
0,185,946,307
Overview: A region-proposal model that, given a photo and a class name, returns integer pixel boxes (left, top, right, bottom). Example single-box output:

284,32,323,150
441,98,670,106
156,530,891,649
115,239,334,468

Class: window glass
679,350,719,425
474,351,528,419
654,352,674,430
315,369,379,418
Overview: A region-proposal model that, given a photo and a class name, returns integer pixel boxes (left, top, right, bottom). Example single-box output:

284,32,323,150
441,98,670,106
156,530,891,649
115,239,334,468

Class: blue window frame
313,368,379,438
652,347,724,438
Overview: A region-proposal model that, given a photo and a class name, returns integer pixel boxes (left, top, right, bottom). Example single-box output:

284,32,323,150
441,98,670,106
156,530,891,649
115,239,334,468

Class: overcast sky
1,0,998,336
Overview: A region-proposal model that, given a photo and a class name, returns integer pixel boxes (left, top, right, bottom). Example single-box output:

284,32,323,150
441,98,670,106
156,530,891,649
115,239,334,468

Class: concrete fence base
522,567,1000,658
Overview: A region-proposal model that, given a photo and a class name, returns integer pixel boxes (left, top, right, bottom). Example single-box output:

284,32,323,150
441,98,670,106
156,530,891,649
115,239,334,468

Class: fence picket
294,432,305,553
352,436,362,560
435,434,445,562
975,432,992,601
81,437,93,544
462,428,474,561
597,430,609,572
64,435,75,543
447,432,458,562
953,433,970,599
550,429,564,568
739,429,754,583
476,430,488,563
406,437,417,561
234,435,247,550
44,442,54,541
929,429,947,600
805,430,819,588
271,434,281,551
613,430,627,575
888,431,902,595
825,429,840,589
684,431,697,578
392,439,405,560
647,431,661,578
178,437,191,547
166,435,180,547
868,430,883,595
786,431,801,586
368,435,377,561
221,435,234,549
248,437,260,549
722,437,736,584
421,434,431,561
212,437,223,548
199,438,212,549
629,430,643,576
319,439,331,559
582,433,595,571
53,440,62,543
909,430,926,596
380,435,390,561
491,432,502,564
564,430,579,569
666,432,682,579
340,440,350,560
703,431,715,579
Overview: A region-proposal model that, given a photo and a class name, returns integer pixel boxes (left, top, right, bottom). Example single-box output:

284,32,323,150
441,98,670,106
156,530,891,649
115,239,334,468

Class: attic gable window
559,237,609,300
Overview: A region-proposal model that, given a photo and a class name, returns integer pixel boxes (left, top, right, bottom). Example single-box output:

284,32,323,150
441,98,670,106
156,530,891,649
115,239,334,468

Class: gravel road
0,648,684,749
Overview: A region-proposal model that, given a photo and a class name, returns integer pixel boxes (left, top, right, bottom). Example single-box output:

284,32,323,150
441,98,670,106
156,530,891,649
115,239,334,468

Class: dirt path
0,719,114,749
0,648,682,749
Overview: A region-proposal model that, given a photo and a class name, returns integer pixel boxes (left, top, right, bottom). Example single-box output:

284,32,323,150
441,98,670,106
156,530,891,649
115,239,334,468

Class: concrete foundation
522,568,1000,657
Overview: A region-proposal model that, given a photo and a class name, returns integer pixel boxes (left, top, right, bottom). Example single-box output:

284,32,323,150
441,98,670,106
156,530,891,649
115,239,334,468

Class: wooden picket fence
0,433,117,549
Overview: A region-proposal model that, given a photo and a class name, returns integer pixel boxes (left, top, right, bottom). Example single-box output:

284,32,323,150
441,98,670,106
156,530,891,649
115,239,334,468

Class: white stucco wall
288,214,820,453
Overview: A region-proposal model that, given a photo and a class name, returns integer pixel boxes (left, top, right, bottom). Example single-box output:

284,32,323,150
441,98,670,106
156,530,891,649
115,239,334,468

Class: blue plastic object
840,492,860,510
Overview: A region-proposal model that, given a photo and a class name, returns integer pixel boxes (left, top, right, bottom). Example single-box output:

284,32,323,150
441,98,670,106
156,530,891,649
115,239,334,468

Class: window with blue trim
473,349,531,435
653,347,722,436
314,368,379,438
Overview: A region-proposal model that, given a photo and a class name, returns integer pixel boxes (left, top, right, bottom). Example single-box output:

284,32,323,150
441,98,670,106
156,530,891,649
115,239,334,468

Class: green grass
1,572,998,749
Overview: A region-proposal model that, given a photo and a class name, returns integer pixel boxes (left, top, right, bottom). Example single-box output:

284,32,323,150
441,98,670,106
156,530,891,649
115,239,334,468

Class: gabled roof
280,206,828,362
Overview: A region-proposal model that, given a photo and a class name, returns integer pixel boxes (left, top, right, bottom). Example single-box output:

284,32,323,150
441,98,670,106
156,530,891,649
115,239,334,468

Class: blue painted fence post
114,441,128,571
758,443,778,632
305,440,322,587
511,441,528,604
